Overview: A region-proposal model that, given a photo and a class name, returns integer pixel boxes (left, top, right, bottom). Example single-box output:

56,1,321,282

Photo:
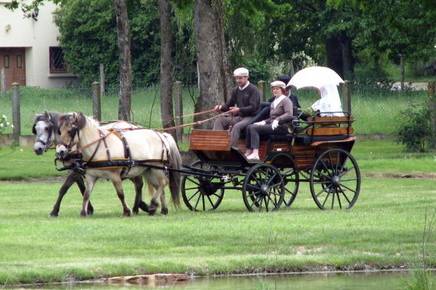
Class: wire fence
0,81,432,138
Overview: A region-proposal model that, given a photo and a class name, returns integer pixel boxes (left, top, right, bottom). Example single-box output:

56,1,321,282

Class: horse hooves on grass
49,212,59,218
148,207,157,216
80,210,88,217
138,201,149,213
132,208,139,215
87,206,94,215
161,208,168,215
123,209,132,217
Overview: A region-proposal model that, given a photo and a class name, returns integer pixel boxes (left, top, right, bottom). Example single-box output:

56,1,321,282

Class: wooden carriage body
189,115,355,170
183,115,360,212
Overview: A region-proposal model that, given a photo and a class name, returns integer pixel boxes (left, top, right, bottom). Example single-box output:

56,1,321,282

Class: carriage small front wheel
267,153,299,208
181,161,225,211
242,163,285,212
310,148,361,210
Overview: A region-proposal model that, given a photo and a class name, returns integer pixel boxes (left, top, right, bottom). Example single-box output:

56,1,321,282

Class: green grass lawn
0,177,434,285
0,139,433,181
0,85,429,136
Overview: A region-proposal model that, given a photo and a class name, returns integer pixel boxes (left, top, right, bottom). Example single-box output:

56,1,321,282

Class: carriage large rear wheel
310,148,361,210
181,161,225,211
267,153,299,208
242,163,284,212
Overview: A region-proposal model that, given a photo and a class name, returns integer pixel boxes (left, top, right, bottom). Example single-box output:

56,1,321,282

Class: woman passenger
245,81,293,160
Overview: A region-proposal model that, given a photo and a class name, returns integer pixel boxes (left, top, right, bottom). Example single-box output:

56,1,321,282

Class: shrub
396,105,431,152
0,114,12,134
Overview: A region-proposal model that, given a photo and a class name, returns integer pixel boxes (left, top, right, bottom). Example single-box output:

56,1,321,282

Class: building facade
0,1,77,89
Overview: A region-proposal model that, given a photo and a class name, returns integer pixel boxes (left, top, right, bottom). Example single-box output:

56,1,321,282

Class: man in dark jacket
213,67,261,146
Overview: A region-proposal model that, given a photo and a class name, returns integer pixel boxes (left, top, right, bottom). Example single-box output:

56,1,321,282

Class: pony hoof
80,210,88,217
87,206,94,215
132,207,139,215
161,208,168,215
138,201,149,213
123,209,132,217
148,207,157,216
49,212,59,217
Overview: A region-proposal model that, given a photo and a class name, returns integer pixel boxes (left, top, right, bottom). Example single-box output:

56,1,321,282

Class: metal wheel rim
310,148,361,210
242,164,285,212
181,161,225,211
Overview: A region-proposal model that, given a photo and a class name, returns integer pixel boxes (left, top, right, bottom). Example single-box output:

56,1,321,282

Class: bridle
33,117,56,151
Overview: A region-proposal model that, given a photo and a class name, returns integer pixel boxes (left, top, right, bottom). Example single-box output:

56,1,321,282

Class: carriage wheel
242,164,284,212
310,148,361,210
268,154,299,208
181,161,225,211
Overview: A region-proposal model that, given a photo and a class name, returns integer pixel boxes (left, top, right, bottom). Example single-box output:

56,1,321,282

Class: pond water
22,271,435,290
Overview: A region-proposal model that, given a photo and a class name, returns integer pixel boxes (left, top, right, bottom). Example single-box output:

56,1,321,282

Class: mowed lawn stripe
0,178,434,285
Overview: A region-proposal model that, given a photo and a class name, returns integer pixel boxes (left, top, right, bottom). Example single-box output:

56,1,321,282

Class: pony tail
167,136,181,207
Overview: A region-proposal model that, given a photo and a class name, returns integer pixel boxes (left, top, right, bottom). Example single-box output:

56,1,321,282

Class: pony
56,112,181,216
32,111,148,216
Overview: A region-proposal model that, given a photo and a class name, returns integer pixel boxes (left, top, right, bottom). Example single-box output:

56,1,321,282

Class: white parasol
287,66,344,89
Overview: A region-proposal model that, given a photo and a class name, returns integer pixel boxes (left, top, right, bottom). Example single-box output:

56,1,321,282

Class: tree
158,0,176,138
113,0,132,121
193,0,231,126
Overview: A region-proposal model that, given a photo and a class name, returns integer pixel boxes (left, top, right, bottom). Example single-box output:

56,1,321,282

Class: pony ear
76,112,86,129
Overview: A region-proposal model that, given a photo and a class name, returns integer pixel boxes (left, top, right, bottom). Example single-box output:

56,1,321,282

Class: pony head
56,112,86,158
32,111,55,155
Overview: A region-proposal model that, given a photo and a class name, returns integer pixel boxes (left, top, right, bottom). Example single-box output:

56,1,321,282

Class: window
16,55,23,68
49,47,68,73
3,55,9,68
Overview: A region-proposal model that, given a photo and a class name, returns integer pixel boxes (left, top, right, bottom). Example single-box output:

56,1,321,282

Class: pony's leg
50,172,76,217
75,174,94,215
81,175,97,217
160,191,168,215
111,175,132,217
131,176,148,214
147,180,159,216
148,170,167,215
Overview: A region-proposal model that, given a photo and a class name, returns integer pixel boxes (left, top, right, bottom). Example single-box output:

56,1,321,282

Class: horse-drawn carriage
33,66,361,216
181,113,360,212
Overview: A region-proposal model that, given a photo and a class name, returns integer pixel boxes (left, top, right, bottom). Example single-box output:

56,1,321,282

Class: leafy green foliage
397,105,432,152
55,0,161,86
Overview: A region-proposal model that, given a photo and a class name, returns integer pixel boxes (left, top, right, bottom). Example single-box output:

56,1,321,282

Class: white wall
0,1,77,88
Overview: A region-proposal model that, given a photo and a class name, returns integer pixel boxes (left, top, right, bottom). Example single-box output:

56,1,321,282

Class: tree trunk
325,35,344,78
113,0,132,121
194,0,230,127
400,53,405,90
158,0,176,140
340,33,354,80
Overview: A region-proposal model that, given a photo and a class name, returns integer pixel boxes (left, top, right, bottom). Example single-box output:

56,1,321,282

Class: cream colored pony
56,112,181,217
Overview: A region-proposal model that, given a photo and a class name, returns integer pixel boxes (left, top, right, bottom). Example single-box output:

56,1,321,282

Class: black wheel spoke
188,190,200,202
331,191,335,209
338,186,352,204
194,193,201,209
340,183,357,193
186,177,200,186
202,194,205,211
336,192,342,209
206,195,215,208
316,188,326,198
321,192,330,208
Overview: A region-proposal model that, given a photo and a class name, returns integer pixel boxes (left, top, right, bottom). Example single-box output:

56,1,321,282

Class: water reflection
21,271,435,290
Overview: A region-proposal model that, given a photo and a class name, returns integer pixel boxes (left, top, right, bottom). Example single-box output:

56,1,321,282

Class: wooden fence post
99,64,105,97
173,80,183,142
11,83,20,145
340,80,352,114
0,67,5,95
92,81,101,121
257,80,266,101
429,81,436,149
